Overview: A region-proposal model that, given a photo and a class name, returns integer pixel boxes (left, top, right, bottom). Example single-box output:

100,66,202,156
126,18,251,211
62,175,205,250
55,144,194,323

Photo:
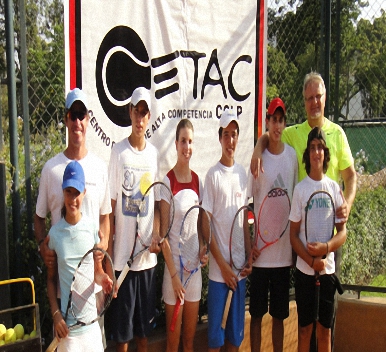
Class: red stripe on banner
257,0,265,138
69,0,76,89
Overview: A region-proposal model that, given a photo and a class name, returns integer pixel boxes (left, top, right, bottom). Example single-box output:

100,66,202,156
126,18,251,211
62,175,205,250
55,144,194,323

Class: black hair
302,126,330,174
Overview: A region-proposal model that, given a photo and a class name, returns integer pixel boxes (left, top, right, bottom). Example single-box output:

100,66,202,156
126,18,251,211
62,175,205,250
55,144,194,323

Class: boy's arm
250,132,269,178
290,220,314,269
204,211,238,291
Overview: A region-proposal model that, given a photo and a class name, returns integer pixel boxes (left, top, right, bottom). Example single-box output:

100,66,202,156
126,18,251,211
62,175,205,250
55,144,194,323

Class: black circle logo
95,26,151,127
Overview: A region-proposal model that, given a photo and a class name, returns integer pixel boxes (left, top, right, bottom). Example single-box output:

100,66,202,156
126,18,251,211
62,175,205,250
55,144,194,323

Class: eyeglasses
69,110,87,121
305,93,324,103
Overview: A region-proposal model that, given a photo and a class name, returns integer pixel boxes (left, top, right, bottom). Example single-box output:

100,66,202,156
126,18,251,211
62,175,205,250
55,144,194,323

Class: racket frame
257,187,291,251
116,181,175,289
46,248,115,352
170,205,212,332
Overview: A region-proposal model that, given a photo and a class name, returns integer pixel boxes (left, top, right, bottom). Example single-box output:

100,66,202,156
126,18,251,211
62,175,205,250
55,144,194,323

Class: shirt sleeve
289,185,302,223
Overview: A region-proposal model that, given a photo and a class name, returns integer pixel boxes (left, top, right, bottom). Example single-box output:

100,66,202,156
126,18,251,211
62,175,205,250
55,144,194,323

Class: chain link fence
1,0,386,344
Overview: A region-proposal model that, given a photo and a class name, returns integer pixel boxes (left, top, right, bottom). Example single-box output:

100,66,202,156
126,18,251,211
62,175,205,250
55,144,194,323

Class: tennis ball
23,334,29,340
14,324,24,340
139,172,152,195
0,324,6,340
0,339,4,345
4,328,16,343
29,330,37,338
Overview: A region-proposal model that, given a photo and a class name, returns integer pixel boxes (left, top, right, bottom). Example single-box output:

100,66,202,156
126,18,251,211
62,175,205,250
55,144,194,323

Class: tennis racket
305,190,335,321
221,205,256,329
116,181,174,290
46,248,115,352
257,187,291,251
169,205,212,332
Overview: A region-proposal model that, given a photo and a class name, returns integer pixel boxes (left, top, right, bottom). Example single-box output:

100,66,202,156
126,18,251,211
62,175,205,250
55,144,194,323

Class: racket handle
315,279,320,321
170,298,182,332
45,337,59,352
221,290,233,329
116,264,130,290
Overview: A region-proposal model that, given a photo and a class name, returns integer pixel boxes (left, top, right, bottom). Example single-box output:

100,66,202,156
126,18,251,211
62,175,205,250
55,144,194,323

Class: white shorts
162,264,202,305
57,321,104,352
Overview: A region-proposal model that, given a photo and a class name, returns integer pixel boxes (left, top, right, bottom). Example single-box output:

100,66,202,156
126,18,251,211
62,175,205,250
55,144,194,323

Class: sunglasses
69,110,87,121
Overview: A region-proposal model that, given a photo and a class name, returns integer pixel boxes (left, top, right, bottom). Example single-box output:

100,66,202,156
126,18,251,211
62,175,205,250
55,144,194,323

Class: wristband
52,309,60,319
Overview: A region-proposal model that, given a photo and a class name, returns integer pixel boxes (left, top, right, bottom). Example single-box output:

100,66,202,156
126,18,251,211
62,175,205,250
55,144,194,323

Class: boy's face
266,109,285,142
220,121,239,163
309,138,325,172
129,100,150,138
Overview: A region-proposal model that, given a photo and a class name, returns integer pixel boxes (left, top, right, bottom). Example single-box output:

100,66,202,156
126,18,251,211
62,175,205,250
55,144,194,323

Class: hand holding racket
305,190,335,321
46,248,115,352
257,187,291,251
221,205,256,329
169,205,211,332
116,181,175,290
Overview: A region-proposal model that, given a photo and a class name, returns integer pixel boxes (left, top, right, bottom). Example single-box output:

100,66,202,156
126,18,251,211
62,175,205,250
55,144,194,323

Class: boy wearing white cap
202,109,252,352
108,87,159,352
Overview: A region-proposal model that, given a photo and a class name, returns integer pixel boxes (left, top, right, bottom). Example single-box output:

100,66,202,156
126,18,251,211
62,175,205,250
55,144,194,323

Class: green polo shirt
282,118,353,182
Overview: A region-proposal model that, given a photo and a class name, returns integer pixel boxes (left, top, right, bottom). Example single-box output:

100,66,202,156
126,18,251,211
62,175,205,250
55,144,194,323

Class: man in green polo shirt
250,72,356,351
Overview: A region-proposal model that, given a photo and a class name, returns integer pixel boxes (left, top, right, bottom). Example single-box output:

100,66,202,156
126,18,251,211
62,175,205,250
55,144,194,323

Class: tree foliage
267,0,386,122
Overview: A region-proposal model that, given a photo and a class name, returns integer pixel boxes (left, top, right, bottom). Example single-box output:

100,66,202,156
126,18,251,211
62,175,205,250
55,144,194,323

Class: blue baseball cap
65,88,88,110
62,161,85,193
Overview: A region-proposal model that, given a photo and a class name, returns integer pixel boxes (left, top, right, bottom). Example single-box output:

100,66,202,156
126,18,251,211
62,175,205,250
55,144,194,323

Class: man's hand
40,236,57,269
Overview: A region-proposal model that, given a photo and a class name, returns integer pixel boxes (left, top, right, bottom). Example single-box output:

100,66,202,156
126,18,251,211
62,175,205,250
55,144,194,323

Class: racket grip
116,264,130,290
45,337,59,352
315,280,320,321
170,298,182,332
221,290,233,329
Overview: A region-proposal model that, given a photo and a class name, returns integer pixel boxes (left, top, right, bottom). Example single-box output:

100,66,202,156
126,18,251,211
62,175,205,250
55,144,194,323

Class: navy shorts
295,269,336,329
249,266,290,320
110,267,156,343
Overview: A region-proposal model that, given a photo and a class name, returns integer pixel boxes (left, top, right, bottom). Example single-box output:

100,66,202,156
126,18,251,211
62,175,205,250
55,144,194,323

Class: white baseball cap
65,88,88,110
131,87,151,110
219,109,238,128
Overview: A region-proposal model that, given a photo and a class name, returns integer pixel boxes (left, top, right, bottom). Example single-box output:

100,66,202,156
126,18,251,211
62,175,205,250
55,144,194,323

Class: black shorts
249,266,290,320
109,267,156,343
295,269,336,329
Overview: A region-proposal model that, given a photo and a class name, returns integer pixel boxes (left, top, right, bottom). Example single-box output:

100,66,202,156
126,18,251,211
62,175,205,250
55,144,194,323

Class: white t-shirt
163,169,203,269
202,161,248,283
248,144,298,267
289,175,344,276
36,151,111,226
109,137,159,271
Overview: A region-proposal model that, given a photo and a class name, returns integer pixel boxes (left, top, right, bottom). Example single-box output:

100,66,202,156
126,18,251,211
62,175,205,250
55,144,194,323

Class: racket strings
306,193,335,243
180,208,201,272
258,192,290,242
230,213,247,270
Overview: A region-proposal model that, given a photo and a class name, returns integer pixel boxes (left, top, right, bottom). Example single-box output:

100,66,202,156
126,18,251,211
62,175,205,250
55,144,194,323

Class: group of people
34,71,356,352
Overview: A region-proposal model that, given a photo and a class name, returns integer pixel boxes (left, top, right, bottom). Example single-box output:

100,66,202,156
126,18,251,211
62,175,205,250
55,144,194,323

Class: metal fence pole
5,0,22,301
19,0,33,239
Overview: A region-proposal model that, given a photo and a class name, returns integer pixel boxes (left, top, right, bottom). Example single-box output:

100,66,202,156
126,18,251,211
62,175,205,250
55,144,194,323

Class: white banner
65,0,263,181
